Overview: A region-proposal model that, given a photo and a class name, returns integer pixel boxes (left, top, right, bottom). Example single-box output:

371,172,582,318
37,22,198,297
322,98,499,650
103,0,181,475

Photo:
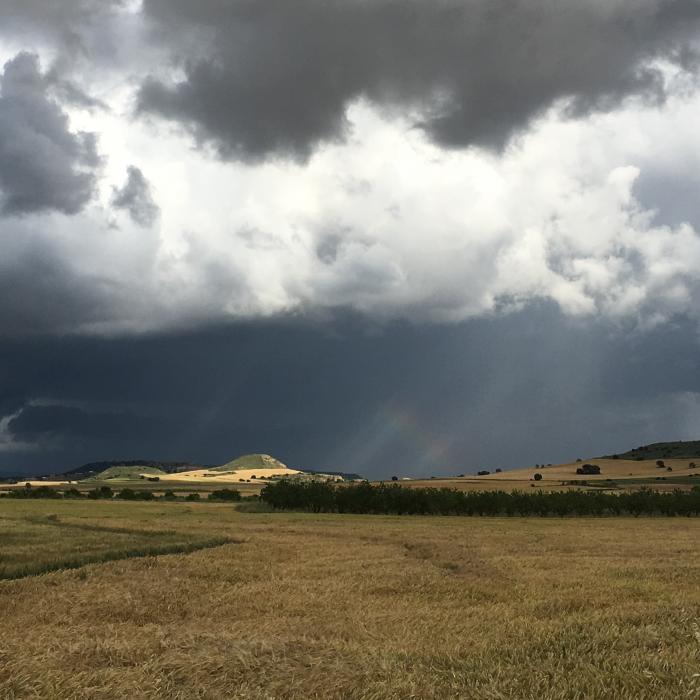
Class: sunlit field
1,500,699,699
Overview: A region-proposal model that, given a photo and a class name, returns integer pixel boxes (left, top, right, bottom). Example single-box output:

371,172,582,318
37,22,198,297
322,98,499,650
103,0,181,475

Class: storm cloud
0,53,99,216
1,2,700,475
2,308,700,478
138,0,700,160
111,166,159,227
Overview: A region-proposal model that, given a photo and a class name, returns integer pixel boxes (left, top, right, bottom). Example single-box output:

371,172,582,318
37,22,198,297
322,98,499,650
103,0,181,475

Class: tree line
260,480,700,517
0,485,242,502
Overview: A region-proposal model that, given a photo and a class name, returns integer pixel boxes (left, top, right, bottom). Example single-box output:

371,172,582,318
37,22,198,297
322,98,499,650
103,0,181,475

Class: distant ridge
601,440,700,460
62,460,210,478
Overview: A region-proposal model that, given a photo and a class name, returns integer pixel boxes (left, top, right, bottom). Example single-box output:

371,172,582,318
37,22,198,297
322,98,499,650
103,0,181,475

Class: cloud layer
138,0,700,159
0,2,698,337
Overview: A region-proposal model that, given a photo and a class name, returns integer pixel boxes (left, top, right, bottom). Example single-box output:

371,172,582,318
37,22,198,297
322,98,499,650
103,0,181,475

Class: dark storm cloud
0,53,99,216
0,0,124,41
0,242,118,336
138,0,700,160
111,166,160,227
8,404,149,444
2,307,700,478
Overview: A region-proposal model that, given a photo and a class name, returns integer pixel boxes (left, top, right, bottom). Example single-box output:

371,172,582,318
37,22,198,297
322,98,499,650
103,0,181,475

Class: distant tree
391,476,398,481
477,470,490,476
88,486,113,500
162,490,177,501
666,467,673,472
533,473,543,481
612,454,619,459
656,460,665,468
209,489,242,502
576,464,601,475
185,493,201,501
495,468,502,473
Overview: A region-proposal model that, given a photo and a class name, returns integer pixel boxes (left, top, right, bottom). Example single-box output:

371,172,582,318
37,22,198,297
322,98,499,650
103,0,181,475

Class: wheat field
1,500,699,699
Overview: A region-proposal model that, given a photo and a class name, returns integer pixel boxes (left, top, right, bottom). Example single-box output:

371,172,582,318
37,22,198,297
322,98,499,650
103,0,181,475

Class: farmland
1,499,699,698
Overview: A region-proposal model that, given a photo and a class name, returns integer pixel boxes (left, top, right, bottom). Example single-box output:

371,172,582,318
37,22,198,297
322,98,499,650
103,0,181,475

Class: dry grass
161,467,300,483
1,500,699,698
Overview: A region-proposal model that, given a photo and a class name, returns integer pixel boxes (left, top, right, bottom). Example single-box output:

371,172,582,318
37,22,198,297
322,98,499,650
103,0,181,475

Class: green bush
209,489,242,502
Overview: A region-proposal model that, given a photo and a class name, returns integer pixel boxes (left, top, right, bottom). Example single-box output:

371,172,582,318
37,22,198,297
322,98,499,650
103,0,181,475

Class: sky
1,0,700,478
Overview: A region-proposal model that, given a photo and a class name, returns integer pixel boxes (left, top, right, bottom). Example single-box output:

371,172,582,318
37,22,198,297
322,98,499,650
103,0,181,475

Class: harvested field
1,499,699,698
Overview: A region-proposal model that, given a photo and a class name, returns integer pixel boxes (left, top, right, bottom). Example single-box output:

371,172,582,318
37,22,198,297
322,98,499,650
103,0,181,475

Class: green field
1,500,699,698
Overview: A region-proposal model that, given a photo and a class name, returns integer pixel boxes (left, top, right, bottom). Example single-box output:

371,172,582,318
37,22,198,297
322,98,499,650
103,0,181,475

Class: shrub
117,489,154,501
209,489,242,502
185,493,201,501
576,464,601,475
87,486,113,500
533,473,543,481
162,490,177,501
656,460,665,468
495,468,502,473
666,467,673,472
477,470,490,476
391,476,398,481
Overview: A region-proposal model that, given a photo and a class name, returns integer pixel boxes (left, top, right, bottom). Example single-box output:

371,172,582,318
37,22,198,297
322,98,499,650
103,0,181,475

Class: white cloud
2,53,700,335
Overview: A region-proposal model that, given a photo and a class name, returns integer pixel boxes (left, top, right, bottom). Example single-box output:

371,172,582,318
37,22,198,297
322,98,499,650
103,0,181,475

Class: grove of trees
260,480,700,517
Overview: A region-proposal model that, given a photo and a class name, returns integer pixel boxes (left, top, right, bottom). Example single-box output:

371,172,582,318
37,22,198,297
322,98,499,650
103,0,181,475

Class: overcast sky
2,0,700,477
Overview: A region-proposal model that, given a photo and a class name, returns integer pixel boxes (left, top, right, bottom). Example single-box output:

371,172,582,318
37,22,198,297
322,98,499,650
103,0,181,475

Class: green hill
213,454,290,472
88,466,167,481
62,460,208,479
602,441,700,461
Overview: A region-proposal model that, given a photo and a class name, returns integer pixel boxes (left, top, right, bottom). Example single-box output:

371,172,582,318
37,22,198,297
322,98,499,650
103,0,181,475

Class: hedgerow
260,481,700,517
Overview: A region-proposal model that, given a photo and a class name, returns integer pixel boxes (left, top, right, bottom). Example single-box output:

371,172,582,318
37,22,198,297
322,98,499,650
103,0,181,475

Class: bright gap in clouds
45,84,700,332
1,47,700,336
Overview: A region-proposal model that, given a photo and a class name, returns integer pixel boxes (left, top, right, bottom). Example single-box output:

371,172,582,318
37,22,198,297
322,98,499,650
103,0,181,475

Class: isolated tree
533,473,543,481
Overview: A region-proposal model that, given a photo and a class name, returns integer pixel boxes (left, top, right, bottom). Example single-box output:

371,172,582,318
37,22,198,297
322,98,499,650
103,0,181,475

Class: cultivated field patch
1,500,699,699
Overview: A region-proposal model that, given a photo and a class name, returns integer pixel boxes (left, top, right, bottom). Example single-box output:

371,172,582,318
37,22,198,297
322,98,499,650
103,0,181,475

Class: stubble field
1,500,699,699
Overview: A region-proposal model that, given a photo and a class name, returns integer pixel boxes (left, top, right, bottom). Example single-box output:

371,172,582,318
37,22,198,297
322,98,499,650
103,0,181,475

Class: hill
213,454,290,472
63,460,208,479
601,441,700,460
87,466,167,481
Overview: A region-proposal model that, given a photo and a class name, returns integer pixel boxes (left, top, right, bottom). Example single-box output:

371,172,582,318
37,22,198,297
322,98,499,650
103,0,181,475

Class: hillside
63,460,208,478
87,466,167,481
601,441,700,460
213,454,289,472
436,456,700,493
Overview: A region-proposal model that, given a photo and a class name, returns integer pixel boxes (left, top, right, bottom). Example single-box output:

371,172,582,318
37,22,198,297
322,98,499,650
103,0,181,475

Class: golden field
1,500,699,699
403,458,700,493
